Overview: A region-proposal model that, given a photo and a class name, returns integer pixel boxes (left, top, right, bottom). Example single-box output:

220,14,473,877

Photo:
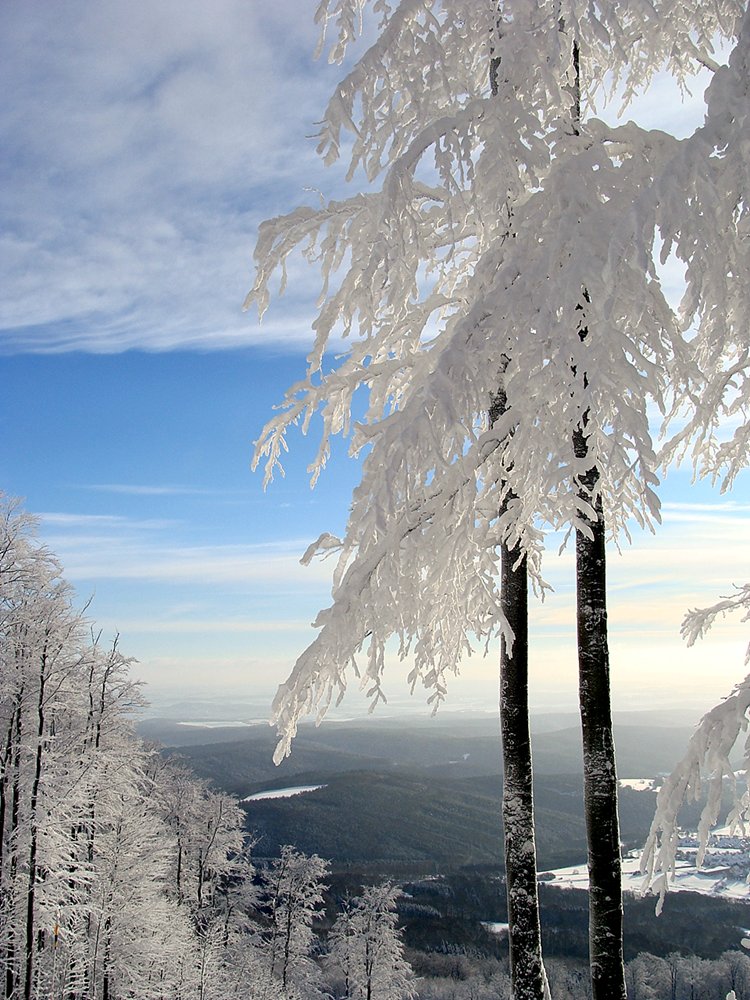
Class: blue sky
2,1,749,720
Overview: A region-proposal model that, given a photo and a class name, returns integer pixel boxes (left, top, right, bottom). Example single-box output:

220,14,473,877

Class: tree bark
500,531,548,1000
4,685,24,1000
24,644,48,1000
574,428,626,1000
491,390,548,1000
567,35,625,991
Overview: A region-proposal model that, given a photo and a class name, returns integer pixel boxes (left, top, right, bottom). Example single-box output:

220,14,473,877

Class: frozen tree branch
641,675,750,915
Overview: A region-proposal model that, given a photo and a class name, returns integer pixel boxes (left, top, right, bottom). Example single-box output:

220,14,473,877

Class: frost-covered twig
682,584,750,663
641,675,750,914
247,1,745,760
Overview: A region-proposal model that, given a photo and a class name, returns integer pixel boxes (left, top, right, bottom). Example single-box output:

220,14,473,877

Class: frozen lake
242,785,327,802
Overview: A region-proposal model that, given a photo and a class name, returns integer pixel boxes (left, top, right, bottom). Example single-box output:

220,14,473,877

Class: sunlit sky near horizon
2,1,748,724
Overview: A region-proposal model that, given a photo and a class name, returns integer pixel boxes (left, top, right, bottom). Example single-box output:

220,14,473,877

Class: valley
143,711,750,963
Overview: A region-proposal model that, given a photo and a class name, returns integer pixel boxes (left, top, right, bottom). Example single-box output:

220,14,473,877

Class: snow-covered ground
481,922,510,936
541,826,750,902
242,785,327,802
619,778,656,791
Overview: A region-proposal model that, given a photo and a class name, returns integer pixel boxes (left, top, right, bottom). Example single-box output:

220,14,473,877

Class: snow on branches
682,583,750,663
247,0,747,758
660,4,750,490
640,674,750,915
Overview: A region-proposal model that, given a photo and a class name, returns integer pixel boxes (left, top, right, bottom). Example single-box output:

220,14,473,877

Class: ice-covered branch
248,1,743,759
659,5,750,484
269,405,542,762
641,676,750,914
682,584,750,664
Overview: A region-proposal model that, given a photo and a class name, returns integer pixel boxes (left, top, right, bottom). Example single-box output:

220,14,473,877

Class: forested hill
145,712,705,789
152,714,714,872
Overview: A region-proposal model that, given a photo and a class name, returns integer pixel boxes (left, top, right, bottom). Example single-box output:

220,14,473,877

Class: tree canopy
246,0,747,760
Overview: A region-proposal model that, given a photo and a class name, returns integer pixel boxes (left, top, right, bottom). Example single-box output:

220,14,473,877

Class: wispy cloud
38,509,331,588
0,0,338,354
661,500,750,519
110,617,313,635
40,512,176,531
83,484,225,497
58,544,332,586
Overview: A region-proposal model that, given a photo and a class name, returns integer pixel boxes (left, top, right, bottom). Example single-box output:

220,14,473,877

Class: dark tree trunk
488,45,547,1000
4,686,24,1000
500,532,548,1000
0,698,20,894
24,647,48,1000
574,429,626,1000
491,390,547,1000
568,24,626,971
0,708,15,883
102,917,112,1000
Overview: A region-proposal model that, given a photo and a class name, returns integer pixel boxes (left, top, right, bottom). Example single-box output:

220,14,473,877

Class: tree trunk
569,28,626,975
574,430,626,1000
500,530,548,1000
0,703,18,886
4,686,24,1000
491,390,548,1000
24,646,48,1000
102,916,112,1000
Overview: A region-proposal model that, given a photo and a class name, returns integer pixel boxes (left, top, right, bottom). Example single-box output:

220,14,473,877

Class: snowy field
481,922,510,936
618,778,656,791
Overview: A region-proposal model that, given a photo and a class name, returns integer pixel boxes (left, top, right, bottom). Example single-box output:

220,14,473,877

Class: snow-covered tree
326,883,415,1000
639,1,750,925
246,3,744,998
0,498,92,1000
641,652,750,914
641,4,750,905
625,953,672,1000
0,495,269,1000
659,3,750,491
258,845,329,999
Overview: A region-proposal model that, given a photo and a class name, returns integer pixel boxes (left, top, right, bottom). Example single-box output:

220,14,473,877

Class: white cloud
39,509,331,588
40,512,175,529
0,0,340,353
663,500,750,513
82,484,233,497
54,538,331,587
112,617,313,635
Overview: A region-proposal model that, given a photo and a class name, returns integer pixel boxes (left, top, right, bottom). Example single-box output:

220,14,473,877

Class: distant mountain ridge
139,707,704,751
147,712,705,789
148,713,720,873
